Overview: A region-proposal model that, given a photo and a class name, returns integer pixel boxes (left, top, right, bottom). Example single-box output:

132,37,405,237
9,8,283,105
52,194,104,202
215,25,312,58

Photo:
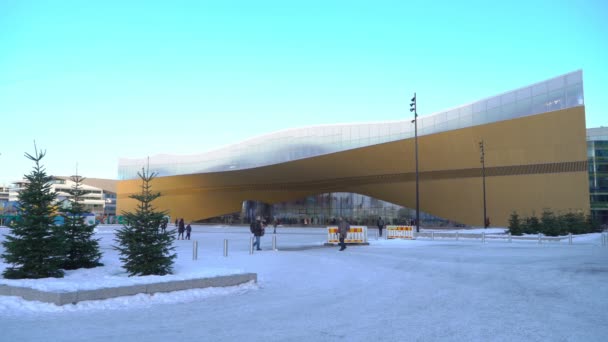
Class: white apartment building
7,176,116,217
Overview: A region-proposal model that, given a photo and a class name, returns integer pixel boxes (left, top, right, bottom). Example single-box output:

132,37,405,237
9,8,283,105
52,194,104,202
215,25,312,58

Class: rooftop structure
119,70,584,180
117,70,589,227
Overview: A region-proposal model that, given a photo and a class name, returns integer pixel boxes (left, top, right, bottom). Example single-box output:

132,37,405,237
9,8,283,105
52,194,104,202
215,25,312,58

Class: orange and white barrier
327,226,368,244
386,225,416,239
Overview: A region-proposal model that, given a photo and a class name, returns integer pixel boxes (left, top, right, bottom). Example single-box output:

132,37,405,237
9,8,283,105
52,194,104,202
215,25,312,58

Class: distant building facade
587,127,608,225
5,177,117,223
118,70,589,227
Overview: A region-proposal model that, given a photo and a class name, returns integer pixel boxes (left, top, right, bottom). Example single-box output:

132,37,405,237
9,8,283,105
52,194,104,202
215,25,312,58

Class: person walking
178,218,185,240
338,217,350,251
185,223,192,240
273,217,278,234
160,218,168,233
377,216,385,237
251,216,263,250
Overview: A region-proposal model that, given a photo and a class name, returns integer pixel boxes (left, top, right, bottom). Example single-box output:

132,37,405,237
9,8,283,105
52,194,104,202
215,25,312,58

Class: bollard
272,235,277,250
538,233,542,244
508,232,512,243
375,231,378,240
224,239,228,257
482,232,485,243
249,236,254,255
456,231,459,241
431,231,434,241
569,233,572,245
192,240,198,260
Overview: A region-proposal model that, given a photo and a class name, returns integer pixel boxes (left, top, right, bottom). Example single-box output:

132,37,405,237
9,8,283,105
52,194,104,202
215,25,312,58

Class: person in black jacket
185,223,192,240
250,216,263,250
178,218,185,240
338,217,350,251
377,216,385,237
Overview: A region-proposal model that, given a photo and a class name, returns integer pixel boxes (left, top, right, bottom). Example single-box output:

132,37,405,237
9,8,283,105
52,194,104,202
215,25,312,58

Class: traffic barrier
327,226,368,244
386,225,416,239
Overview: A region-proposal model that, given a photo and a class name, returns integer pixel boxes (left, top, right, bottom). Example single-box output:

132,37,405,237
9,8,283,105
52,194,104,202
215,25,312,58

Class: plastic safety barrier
327,226,368,244
386,225,416,239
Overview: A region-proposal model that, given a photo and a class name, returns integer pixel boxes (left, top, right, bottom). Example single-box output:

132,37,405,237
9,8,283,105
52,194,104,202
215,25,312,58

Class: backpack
250,222,256,234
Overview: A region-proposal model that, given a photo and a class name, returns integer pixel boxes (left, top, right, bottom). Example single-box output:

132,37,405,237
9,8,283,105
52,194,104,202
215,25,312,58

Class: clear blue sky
1,0,607,185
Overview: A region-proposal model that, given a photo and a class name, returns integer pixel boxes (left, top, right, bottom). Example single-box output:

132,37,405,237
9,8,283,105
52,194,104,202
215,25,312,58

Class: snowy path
1,226,607,341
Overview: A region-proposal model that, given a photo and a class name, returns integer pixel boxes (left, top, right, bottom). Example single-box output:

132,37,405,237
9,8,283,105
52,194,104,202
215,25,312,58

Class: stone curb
0,273,257,306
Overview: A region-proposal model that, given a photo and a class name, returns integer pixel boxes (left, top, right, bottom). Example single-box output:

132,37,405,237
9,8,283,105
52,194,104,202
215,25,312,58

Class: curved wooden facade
117,106,589,227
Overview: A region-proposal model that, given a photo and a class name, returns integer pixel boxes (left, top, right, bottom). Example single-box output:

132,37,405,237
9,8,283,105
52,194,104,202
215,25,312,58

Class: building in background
0,186,8,204
118,70,589,227
587,127,608,226
3,177,117,224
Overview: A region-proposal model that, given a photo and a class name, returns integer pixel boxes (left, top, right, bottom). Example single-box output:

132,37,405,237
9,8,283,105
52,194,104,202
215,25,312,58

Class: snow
1,225,607,341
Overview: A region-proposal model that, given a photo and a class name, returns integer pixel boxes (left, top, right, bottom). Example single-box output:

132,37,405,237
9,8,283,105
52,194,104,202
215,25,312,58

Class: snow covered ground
1,225,607,342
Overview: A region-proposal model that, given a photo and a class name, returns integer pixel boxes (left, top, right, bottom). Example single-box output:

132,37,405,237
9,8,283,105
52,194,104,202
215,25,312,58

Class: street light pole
479,140,487,228
410,93,420,233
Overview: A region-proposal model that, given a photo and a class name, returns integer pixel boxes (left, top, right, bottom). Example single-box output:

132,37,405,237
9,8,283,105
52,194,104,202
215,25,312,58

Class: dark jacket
377,218,385,228
251,221,264,237
338,220,350,238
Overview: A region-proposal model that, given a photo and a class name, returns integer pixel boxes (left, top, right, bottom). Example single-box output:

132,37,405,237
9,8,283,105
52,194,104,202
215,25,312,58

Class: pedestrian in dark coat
160,218,168,233
178,218,185,240
338,217,350,251
377,216,385,237
251,216,263,250
185,223,192,240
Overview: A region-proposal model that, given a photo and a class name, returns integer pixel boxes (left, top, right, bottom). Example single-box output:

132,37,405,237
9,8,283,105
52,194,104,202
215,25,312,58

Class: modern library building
117,70,591,227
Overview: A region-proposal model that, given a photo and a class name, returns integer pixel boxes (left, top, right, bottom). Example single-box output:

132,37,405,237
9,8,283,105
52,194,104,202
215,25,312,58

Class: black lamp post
479,140,487,228
410,93,420,233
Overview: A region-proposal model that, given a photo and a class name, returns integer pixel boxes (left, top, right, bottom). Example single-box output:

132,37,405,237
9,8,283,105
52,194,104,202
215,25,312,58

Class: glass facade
119,71,586,228
587,127,608,226
119,70,584,180
200,193,461,227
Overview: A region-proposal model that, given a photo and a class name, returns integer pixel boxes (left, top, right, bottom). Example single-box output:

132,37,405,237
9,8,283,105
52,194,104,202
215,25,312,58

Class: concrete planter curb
0,273,257,305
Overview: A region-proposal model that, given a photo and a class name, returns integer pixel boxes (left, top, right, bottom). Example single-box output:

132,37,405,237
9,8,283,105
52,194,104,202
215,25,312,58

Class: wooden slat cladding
155,160,588,195
117,105,590,226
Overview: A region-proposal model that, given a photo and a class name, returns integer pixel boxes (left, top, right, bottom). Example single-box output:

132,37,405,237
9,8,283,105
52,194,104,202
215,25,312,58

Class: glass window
567,70,582,85
473,100,486,113
487,96,500,109
501,91,516,104
531,93,547,114
547,76,565,91
532,82,547,96
517,87,532,101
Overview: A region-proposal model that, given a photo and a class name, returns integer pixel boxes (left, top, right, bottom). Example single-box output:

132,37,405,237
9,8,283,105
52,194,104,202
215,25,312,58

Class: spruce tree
540,209,559,236
60,175,103,270
1,147,65,279
508,211,523,236
113,167,176,276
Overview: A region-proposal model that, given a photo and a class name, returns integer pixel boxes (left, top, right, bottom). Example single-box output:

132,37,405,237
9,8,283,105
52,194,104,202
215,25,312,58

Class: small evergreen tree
1,146,65,279
508,211,523,236
561,212,584,235
113,167,176,276
540,209,560,236
60,175,103,270
523,215,541,234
